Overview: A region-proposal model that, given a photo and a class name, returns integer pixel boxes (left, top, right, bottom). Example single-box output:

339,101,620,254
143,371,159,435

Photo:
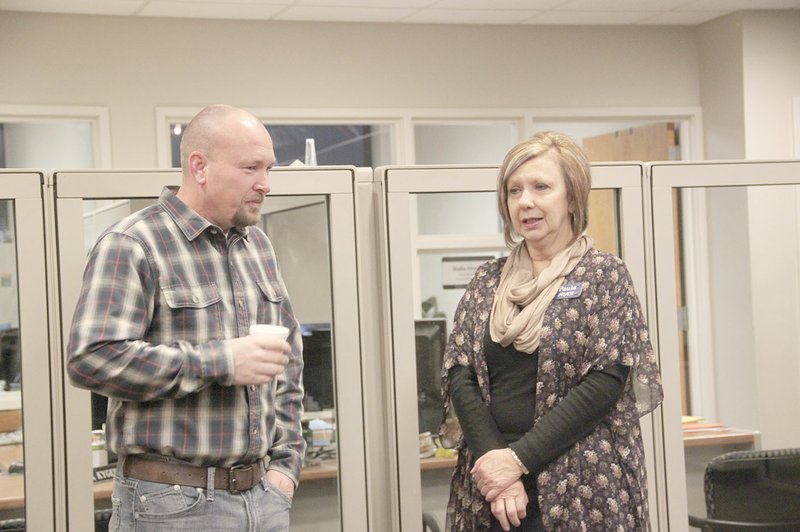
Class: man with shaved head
67,104,305,531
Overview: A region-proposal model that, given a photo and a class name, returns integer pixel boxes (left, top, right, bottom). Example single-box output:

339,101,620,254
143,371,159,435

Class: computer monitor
415,318,447,435
301,323,334,411
0,327,19,392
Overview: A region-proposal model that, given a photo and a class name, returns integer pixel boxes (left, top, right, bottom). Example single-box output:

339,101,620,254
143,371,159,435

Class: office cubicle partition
50,167,369,532
649,160,800,528
378,164,665,531
0,171,54,531
7,160,798,530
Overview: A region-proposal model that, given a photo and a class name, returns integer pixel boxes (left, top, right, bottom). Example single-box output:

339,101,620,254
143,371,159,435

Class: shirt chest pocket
163,283,222,309
256,280,285,325
159,283,225,343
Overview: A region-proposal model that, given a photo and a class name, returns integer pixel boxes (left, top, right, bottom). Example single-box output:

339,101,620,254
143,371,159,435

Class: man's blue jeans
109,472,292,532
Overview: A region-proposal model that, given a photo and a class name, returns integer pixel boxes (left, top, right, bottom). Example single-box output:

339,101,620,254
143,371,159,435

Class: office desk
0,475,22,511
683,425,758,448
0,411,20,435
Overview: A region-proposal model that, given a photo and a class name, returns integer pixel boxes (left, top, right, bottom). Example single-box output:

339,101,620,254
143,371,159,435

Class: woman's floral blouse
441,248,663,531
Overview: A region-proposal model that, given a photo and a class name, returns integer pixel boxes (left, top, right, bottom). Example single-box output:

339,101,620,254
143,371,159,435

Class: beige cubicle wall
0,171,54,531
4,160,800,530
49,167,369,532
649,160,800,528
378,163,665,531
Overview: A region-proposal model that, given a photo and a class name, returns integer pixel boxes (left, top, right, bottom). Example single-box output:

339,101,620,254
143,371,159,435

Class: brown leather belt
122,455,263,493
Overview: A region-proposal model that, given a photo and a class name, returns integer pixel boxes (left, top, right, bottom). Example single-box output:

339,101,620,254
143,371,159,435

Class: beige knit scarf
490,234,593,353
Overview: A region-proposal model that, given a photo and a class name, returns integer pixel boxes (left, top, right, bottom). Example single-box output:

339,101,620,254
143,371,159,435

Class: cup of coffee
249,323,290,340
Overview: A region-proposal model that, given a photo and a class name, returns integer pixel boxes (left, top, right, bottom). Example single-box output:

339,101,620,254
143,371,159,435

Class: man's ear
188,151,208,184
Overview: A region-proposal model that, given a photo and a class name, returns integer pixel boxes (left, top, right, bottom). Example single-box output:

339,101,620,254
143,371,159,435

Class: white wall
741,11,800,449
742,12,800,159
698,13,746,161
695,14,753,424
692,11,800,447
704,187,758,428
0,11,699,167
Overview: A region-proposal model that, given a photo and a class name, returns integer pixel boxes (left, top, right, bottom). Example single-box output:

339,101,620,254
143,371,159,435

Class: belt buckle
227,464,253,494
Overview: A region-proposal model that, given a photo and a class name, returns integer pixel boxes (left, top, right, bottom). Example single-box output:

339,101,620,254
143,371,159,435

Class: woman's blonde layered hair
496,131,592,248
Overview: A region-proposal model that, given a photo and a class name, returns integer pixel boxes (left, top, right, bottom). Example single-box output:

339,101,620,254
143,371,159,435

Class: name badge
555,282,583,300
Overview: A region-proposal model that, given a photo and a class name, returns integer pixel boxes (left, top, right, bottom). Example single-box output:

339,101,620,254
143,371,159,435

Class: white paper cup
249,324,290,340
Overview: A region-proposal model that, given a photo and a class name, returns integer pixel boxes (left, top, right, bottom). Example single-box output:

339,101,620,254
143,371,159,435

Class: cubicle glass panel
382,164,655,532
416,192,500,235
54,168,366,532
0,172,53,531
650,160,800,530
416,189,620,249
0,198,22,525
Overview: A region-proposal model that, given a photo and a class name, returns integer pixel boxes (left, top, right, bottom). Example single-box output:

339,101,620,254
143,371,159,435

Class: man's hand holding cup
231,324,291,385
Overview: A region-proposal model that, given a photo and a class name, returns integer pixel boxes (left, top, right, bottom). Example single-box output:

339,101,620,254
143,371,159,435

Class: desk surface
682,426,758,448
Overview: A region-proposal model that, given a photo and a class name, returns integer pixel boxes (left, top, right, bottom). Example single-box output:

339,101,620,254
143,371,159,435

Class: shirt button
250,385,256,392
192,295,199,303
252,429,258,435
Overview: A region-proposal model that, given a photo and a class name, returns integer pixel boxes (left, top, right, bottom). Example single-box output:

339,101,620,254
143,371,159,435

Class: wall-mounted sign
442,256,494,289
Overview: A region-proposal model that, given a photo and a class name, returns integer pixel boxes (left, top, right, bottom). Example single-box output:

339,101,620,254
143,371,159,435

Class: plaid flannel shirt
67,186,305,484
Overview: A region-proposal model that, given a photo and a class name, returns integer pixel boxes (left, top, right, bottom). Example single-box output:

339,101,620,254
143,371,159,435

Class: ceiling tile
3,0,796,25
636,10,727,24
524,10,657,24
0,0,146,15
139,1,287,19
274,5,416,22
175,0,292,3
431,0,564,8
294,0,430,6
680,0,800,9
557,0,694,11
403,8,541,24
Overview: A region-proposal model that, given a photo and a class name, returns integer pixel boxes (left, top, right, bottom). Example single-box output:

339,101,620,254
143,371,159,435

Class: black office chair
688,447,800,531
422,511,441,532
0,518,25,531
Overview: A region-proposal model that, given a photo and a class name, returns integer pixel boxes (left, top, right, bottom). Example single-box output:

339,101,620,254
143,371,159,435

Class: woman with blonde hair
441,131,662,531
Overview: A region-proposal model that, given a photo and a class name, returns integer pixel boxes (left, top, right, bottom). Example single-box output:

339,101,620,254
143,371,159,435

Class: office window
0,121,94,168
170,122,392,167
414,121,518,165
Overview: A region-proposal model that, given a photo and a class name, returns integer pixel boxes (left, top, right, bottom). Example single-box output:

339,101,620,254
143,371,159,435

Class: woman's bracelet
508,448,529,475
